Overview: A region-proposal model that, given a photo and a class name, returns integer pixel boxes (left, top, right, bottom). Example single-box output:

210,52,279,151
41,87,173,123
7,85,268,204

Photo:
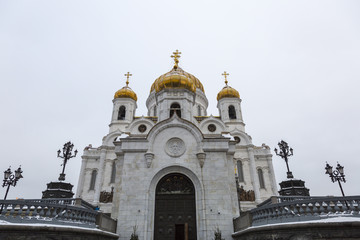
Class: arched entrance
154,173,197,240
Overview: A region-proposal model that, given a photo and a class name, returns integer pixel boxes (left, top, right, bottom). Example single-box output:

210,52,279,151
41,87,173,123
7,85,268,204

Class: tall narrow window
154,105,157,116
110,162,116,183
258,168,265,189
118,106,126,120
237,161,244,182
197,105,201,116
170,103,181,118
89,170,97,190
229,105,237,119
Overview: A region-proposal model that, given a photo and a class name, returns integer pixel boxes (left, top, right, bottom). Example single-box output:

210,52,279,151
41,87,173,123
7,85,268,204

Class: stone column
75,157,87,198
93,149,106,203
247,146,261,203
266,155,278,195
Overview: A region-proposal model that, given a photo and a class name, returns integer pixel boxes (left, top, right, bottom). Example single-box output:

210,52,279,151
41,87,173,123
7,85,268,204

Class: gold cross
222,71,229,85
171,50,181,68
124,72,132,86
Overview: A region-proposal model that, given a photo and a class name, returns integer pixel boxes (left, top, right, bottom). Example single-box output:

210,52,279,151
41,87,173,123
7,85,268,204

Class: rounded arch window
170,103,181,118
234,137,241,143
156,173,194,195
118,106,126,120
228,105,237,119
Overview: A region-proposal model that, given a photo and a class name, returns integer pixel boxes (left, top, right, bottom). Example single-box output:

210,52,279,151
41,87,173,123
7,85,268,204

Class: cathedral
76,50,278,240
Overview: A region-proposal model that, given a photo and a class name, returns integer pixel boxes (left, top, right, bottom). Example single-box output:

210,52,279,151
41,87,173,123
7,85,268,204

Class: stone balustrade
250,195,360,226
0,198,98,228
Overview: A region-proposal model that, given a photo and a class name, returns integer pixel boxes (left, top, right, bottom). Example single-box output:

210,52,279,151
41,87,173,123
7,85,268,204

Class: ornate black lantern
325,162,346,197
274,140,294,179
2,166,23,200
57,141,78,181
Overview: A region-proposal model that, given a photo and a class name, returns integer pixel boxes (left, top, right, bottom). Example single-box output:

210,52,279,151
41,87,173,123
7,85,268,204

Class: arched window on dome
154,105,157,116
118,106,126,120
237,161,244,182
110,161,116,184
89,170,97,190
258,168,265,189
170,103,181,118
198,105,202,116
228,105,237,119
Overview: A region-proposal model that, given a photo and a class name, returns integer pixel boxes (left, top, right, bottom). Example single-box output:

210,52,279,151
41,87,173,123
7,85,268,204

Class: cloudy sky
0,0,359,199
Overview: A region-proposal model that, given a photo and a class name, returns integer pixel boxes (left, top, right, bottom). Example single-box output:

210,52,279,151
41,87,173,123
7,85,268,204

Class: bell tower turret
216,72,245,131
109,72,137,133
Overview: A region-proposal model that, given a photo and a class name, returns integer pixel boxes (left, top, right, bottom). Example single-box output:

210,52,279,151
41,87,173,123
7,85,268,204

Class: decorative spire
222,71,229,86
171,50,181,68
124,72,132,86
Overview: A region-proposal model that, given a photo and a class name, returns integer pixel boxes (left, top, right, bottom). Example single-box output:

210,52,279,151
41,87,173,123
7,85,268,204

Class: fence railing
250,195,360,226
0,198,98,228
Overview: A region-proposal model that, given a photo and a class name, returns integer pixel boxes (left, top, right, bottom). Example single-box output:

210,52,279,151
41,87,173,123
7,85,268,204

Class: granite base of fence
0,198,98,228
234,195,360,232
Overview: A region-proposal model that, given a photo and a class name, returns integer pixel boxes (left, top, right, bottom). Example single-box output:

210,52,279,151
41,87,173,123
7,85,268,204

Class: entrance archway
154,173,197,240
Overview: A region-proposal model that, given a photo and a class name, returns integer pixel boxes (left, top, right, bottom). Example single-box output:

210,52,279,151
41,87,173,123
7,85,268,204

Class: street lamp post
325,162,346,197
57,141,78,181
274,140,294,179
2,166,23,200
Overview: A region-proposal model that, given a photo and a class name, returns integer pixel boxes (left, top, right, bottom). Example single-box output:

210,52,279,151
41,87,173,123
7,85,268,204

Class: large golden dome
150,50,204,93
114,72,137,101
217,71,240,101
151,66,204,93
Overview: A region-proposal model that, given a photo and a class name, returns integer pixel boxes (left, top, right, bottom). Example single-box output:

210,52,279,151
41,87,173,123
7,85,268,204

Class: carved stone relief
165,138,186,157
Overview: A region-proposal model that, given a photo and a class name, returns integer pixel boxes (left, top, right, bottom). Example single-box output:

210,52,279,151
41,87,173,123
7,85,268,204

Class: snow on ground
234,216,360,234
0,219,110,233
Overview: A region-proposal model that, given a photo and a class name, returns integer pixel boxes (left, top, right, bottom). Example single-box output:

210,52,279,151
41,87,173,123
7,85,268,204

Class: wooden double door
154,174,197,240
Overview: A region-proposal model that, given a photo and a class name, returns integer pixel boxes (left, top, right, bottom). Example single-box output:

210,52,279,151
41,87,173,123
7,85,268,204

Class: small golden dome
114,72,137,101
150,50,205,93
217,86,240,101
114,86,137,101
216,71,240,101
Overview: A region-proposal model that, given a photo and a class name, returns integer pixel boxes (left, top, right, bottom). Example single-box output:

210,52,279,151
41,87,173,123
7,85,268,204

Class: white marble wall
76,87,278,240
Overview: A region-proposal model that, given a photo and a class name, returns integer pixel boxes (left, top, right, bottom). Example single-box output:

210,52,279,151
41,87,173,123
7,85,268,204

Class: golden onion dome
216,71,240,101
114,72,137,101
150,50,205,93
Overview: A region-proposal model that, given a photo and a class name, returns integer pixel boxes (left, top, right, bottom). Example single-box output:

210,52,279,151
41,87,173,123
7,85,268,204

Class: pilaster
76,158,87,198
266,155,278,195
247,146,261,204
93,149,107,203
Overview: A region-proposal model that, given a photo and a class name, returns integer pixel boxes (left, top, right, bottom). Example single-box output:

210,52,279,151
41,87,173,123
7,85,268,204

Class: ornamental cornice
234,158,250,162
84,167,98,172
246,144,255,150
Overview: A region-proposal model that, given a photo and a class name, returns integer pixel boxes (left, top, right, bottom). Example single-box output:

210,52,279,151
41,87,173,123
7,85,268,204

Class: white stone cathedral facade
76,51,277,240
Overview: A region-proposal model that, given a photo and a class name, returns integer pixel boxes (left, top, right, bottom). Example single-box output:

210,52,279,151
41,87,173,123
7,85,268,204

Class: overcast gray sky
0,0,359,199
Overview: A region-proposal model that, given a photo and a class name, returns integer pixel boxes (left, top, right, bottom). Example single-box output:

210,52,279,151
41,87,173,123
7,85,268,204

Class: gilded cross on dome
124,72,132,86
222,71,229,85
171,50,181,68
